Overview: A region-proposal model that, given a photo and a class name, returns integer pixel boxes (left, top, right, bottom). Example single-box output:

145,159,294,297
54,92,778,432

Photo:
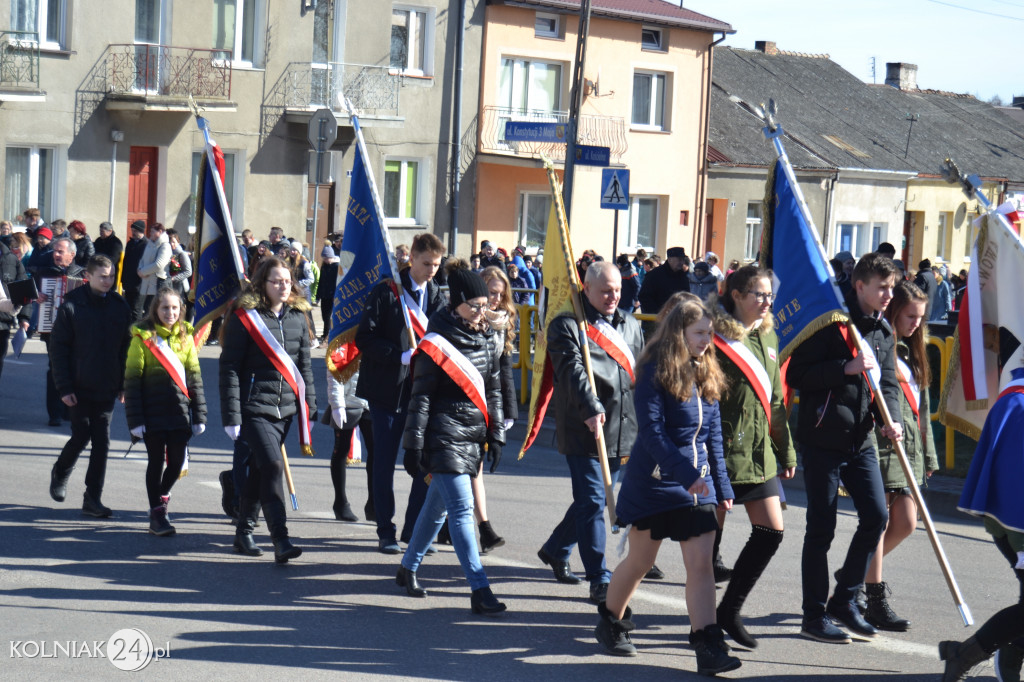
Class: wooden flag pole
280,444,298,511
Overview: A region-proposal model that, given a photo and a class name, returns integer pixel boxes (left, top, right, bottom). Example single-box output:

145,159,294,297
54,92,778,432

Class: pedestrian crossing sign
601,168,629,210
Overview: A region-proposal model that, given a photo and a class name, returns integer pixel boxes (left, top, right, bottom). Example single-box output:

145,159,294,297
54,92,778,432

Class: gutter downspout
694,31,726,256
822,172,837,252
450,0,466,252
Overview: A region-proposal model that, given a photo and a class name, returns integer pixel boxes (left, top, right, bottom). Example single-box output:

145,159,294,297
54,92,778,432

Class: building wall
0,3,318,241
473,4,715,259
827,172,912,259
905,178,993,270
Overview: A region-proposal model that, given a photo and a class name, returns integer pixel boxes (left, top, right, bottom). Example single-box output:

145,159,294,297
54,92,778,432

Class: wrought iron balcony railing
1,31,41,92
275,62,400,116
478,105,628,162
105,44,232,100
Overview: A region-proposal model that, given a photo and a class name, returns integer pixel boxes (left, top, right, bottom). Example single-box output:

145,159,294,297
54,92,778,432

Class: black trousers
240,415,291,533
330,416,375,510
144,428,190,508
43,335,66,421
974,534,1024,653
54,396,115,497
0,327,8,382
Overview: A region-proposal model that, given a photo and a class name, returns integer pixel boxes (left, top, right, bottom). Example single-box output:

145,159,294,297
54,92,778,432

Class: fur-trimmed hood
236,289,311,313
709,293,773,341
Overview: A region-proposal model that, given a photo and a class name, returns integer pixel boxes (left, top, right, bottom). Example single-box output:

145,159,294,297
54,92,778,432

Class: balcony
266,62,402,129
0,31,44,100
103,44,233,111
478,106,628,164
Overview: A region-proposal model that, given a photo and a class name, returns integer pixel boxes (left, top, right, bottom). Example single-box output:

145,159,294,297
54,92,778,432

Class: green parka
124,320,207,432
712,302,796,485
873,340,939,488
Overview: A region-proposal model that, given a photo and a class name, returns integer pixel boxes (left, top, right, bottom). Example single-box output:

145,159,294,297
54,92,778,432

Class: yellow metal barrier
928,335,957,469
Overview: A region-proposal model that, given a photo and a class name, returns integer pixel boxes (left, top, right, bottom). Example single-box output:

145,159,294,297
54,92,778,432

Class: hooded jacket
138,233,171,296
402,307,505,477
219,292,317,425
548,297,643,459
617,361,734,524
711,301,796,485
689,268,719,301
49,284,132,401
787,288,901,453
124,320,207,431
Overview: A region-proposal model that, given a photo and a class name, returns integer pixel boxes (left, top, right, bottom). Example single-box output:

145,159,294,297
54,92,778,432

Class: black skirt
632,503,719,542
730,477,781,505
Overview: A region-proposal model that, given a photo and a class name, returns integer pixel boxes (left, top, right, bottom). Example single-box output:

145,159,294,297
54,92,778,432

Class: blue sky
684,0,1023,103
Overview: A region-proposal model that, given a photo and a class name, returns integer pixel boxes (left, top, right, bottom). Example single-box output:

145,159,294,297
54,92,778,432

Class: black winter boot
595,602,637,657
995,641,1024,682
712,524,732,583
396,565,427,598
690,625,742,676
219,470,237,519
149,505,175,536
939,635,992,682
470,586,507,616
50,463,73,502
478,521,505,554
82,491,112,518
864,581,910,631
264,499,301,564
717,525,783,649
233,498,263,556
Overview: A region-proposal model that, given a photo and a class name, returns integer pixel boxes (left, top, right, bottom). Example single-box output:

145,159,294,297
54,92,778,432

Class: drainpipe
108,130,123,223
450,0,466,253
822,172,837,251
693,31,726,256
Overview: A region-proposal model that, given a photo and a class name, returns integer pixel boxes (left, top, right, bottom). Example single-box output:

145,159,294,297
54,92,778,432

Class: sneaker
800,616,852,644
826,598,878,639
82,492,113,518
995,643,1024,682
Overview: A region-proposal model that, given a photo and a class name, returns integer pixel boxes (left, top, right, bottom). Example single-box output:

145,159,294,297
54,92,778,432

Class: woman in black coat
396,264,507,614
220,257,316,563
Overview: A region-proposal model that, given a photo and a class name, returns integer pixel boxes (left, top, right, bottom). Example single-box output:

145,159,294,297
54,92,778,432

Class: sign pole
612,210,619,258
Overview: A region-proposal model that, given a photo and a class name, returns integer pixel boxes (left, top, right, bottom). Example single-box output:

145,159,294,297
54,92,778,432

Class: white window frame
4,143,66,225
870,222,887,253
499,57,563,114
627,196,659,252
189,148,244,232
836,222,868,257
212,0,267,69
640,26,665,52
390,5,435,77
11,0,67,50
517,191,551,248
744,202,763,261
534,11,561,39
383,157,423,226
936,212,950,261
631,70,668,131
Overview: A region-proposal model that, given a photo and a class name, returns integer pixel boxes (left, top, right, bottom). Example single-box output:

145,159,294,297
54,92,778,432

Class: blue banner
763,159,847,360
193,140,243,330
327,137,393,380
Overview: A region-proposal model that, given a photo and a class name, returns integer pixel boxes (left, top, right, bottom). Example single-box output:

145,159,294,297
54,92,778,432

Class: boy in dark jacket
355,232,446,553
787,252,903,643
48,255,133,518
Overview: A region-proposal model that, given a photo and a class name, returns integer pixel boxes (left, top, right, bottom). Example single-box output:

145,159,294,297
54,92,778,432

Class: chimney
754,41,778,56
1012,96,1024,109
885,62,918,91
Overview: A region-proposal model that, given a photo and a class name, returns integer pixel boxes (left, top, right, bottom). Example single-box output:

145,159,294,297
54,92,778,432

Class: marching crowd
1,212,1022,680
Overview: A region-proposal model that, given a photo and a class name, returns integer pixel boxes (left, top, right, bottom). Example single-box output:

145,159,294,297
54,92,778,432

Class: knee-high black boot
330,429,357,522
233,498,263,557
717,525,784,649
713,522,732,583
263,498,302,564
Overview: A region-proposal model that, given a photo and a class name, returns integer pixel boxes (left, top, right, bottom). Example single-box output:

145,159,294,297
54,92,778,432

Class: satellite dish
954,202,967,229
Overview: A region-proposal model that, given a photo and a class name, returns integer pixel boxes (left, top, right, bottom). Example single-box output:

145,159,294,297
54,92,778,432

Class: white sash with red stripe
587,319,635,383
236,308,314,455
141,333,190,399
389,280,428,341
416,332,489,427
998,379,1024,400
896,357,921,426
714,333,772,426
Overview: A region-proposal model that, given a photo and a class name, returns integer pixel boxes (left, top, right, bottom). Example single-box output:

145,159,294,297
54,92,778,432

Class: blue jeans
369,403,428,543
801,443,888,620
542,455,621,587
402,472,488,591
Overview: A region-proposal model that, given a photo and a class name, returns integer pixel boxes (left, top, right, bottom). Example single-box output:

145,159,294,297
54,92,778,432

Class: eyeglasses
464,301,487,314
747,292,775,303
267,279,292,287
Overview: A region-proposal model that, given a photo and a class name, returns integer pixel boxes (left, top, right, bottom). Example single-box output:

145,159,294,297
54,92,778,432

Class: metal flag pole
761,100,973,626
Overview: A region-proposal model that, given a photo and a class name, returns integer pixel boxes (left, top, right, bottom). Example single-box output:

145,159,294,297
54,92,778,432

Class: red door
127,146,158,237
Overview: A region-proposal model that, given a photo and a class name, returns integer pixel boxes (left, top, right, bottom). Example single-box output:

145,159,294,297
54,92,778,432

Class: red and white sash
587,318,635,383
235,308,314,455
141,333,190,399
389,280,428,341
997,378,1024,401
895,357,921,427
714,333,773,426
416,332,489,427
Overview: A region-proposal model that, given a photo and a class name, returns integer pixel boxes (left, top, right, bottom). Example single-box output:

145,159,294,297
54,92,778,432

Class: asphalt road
0,338,1014,680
